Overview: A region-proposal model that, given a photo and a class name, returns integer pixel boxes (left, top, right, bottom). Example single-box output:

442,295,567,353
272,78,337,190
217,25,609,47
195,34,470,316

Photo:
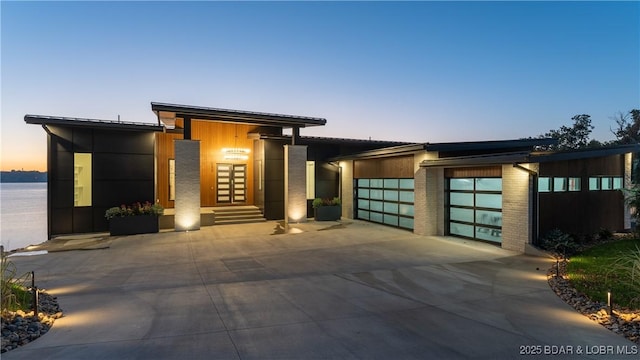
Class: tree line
536,109,640,151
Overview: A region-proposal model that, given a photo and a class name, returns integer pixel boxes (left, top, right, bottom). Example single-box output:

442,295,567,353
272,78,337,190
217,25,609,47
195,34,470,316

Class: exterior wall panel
538,155,627,235
354,156,414,179
46,125,156,237
501,165,533,252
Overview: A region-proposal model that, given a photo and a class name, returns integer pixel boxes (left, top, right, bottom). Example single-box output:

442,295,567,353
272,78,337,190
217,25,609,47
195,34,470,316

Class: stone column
174,140,201,231
284,145,308,223
340,160,354,219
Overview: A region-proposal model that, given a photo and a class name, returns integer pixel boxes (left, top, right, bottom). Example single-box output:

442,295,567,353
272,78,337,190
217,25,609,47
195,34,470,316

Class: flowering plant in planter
105,201,164,236
105,201,164,220
312,197,341,221
312,197,341,208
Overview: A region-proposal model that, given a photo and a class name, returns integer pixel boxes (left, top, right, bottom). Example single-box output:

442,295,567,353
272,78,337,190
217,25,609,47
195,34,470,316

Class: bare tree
611,109,640,144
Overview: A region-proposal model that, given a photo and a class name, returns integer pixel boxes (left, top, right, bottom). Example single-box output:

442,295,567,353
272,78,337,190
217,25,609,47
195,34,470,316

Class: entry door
217,164,246,204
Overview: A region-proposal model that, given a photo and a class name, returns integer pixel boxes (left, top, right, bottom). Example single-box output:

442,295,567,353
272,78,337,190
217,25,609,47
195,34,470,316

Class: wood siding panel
354,156,414,179
539,155,624,177
444,166,502,178
155,132,181,208
538,154,626,235
156,120,261,208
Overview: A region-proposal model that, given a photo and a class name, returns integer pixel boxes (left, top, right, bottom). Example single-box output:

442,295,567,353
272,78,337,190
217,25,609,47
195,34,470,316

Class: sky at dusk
1,1,638,172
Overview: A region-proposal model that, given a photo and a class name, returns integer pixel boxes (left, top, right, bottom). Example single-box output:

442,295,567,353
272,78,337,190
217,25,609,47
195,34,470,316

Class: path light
31,271,38,316
556,259,560,278
607,290,612,315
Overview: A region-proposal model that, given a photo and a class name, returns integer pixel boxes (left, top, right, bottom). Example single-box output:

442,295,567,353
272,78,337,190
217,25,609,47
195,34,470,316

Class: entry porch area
159,206,266,229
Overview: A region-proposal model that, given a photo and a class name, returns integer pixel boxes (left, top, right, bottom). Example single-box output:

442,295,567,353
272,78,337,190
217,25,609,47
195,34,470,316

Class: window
553,177,567,192
306,161,315,200
169,159,176,201
74,153,92,207
538,177,550,192
568,177,581,192
613,177,623,190
589,176,624,191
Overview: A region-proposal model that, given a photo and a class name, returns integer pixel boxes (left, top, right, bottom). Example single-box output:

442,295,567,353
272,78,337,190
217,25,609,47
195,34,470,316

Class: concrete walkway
4,220,637,359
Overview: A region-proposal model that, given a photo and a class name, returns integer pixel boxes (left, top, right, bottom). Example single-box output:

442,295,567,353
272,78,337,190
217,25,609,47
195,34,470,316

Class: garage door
356,178,414,230
448,177,502,243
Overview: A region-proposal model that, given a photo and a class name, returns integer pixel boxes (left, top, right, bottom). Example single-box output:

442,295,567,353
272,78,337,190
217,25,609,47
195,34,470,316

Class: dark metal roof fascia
24,115,164,132
424,138,557,152
151,102,327,127
259,134,413,146
420,151,532,168
530,144,640,163
329,143,428,161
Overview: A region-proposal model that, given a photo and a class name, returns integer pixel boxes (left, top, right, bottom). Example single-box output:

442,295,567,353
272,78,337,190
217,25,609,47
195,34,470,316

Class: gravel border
547,259,640,344
1,290,63,353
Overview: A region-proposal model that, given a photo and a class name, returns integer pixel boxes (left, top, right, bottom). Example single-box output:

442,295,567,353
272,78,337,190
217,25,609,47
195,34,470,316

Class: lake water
1,182,48,251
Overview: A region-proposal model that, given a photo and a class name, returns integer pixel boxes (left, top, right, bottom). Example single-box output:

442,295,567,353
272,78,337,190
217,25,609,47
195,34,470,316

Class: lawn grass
567,237,640,308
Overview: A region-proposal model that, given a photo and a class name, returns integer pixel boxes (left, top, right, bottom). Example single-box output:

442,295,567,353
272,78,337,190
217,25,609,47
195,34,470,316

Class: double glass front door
217,164,246,204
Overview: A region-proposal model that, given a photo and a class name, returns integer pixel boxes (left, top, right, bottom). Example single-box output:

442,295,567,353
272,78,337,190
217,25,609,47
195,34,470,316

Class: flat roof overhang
25,115,164,132
423,138,557,152
151,102,327,128
420,151,533,168
530,144,640,163
329,143,427,161
420,144,640,168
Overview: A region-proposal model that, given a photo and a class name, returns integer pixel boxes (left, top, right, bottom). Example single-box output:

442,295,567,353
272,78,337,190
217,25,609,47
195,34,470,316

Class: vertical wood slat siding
354,156,414,178
156,132,181,208
538,154,626,235
156,120,259,208
444,166,502,178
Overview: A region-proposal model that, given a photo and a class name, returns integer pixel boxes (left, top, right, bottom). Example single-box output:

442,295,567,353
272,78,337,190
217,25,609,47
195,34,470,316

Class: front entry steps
213,206,267,225
159,206,266,229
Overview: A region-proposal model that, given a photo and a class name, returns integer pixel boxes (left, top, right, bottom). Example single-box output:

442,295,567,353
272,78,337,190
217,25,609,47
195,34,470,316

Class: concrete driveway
4,220,637,359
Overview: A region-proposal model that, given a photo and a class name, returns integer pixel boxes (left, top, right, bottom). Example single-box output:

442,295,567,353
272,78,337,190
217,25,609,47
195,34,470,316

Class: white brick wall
625,152,632,229
413,167,428,235
174,140,201,231
501,164,535,252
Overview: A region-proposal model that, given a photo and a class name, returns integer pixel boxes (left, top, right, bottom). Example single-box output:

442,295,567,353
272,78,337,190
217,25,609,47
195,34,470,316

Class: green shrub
105,201,164,220
539,229,579,258
606,244,640,306
598,228,614,241
1,250,31,313
312,197,341,208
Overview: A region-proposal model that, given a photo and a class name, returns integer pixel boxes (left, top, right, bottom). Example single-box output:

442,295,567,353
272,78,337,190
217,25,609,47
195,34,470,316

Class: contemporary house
26,102,639,253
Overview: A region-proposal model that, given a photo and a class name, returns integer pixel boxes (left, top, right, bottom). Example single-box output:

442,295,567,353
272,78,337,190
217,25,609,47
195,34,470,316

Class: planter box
109,216,159,236
314,206,341,221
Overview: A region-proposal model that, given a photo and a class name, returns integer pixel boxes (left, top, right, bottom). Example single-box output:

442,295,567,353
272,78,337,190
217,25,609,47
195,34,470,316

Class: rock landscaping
1,290,63,353
548,260,640,344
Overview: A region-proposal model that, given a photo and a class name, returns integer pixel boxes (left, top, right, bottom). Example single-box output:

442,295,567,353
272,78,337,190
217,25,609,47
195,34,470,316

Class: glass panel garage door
448,178,502,243
356,178,414,230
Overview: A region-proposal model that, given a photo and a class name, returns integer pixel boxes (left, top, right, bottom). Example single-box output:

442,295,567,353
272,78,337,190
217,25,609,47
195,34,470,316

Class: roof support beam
292,127,300,145
183,117,192,140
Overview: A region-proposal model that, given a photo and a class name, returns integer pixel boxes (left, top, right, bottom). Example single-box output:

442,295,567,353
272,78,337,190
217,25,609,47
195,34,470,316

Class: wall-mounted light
222,148,250,161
